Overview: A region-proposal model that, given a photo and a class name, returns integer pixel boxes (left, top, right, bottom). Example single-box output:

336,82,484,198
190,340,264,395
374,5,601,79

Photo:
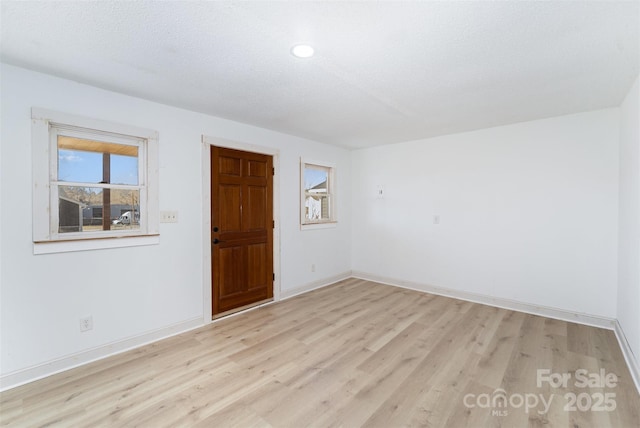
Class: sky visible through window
58,149,138,185
304,167,328,191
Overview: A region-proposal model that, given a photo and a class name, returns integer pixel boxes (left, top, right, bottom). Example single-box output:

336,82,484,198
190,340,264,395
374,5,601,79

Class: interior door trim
201,135,281,323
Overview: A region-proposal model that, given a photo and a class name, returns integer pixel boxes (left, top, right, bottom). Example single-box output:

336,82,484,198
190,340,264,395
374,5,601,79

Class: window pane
111,154,138,185
304,165,328,193
58,149,103,183
58,186,140,233
57,136,138,185
305,195,330,222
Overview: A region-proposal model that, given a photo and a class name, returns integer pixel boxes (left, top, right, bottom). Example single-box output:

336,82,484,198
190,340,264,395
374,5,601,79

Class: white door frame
201,135,281,323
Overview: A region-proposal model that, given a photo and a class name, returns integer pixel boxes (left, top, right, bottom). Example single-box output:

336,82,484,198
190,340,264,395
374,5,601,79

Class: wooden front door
211,146,273,316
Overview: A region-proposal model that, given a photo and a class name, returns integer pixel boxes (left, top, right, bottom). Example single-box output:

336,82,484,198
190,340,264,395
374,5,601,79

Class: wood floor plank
405,350,483,427
1,278,638,427
474,310,526,390
360,305,488,427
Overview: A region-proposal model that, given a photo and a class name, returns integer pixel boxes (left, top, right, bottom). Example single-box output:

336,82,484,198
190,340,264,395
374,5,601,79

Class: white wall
0,64,351,385
352,109,620,318
618,75,640,367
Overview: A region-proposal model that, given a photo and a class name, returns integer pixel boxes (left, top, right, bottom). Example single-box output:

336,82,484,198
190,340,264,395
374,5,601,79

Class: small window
32,108,159,253
301,160,336,228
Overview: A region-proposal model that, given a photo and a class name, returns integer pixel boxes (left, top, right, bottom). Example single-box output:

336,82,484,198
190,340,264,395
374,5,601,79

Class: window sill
33,234,160,255
300,222,337,231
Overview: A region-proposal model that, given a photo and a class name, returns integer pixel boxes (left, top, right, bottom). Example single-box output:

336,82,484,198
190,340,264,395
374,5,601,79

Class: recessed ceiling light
291,44,314,58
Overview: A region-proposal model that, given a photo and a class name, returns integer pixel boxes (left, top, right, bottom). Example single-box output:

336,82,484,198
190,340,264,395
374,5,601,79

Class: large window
301,160,336,228
32,108,159,253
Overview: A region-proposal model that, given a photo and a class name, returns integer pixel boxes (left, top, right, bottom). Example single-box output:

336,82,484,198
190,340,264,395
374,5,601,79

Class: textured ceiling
1,1,638,149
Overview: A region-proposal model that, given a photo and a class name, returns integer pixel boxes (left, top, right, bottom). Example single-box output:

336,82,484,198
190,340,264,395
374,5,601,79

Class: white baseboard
280,270,353,300
352,271,616,329
0,316,204,392
352,271,640,394
613,320,640,394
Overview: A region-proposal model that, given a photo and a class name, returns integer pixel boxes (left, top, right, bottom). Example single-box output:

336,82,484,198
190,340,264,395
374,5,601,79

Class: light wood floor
1,278,639,427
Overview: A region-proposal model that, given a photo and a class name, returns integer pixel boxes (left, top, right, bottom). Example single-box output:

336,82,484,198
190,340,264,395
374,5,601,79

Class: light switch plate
160,211,178,223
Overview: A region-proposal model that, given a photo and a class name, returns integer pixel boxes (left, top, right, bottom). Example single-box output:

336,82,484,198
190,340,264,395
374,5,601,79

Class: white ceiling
1,1,638,149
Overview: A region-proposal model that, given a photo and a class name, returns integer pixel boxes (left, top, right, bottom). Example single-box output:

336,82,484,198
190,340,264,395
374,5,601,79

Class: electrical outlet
160,211,179,223
311,264,316,272
80,316,93,332
433,215,440,225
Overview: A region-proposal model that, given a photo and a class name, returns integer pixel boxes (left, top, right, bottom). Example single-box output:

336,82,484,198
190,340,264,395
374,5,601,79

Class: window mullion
49,128,59,238
102,153,110,231
50,184,60,239
52,181,140,190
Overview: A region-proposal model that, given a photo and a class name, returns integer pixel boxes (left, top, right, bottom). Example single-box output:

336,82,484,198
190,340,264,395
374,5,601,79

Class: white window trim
300,158,337,230
32,108,159,254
